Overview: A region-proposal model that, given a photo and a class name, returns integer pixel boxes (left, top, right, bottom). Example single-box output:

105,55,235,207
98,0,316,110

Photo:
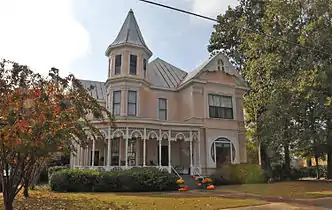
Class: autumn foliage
0,60,113,210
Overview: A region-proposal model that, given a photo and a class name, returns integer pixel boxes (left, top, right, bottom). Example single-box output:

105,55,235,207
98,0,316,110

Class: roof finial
129,8,133,13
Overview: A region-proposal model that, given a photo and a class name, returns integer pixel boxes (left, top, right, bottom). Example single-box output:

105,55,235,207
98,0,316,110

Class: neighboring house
70,9,248,176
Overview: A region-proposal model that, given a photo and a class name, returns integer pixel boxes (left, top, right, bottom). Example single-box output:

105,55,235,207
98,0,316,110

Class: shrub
48,166,68,184
50,167,178,192
271,165,328,181
212,164,265,185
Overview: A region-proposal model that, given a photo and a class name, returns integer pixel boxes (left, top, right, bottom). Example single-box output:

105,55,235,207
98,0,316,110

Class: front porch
71,127,202,175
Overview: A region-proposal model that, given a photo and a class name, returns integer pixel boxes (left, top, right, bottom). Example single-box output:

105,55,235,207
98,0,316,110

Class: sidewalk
223,203,328,210
190,190,332,209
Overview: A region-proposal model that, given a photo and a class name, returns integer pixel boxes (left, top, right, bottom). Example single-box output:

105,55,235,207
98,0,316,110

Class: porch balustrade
71,127,201,175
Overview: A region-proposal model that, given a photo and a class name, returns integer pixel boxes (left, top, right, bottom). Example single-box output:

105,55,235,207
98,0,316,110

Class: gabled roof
179,52,243,87
105,9,152,56
79,79,107,101
147,58,187,88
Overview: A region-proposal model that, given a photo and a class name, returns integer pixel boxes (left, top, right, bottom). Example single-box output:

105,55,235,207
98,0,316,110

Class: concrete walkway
188,190,332,209
224,203,328,210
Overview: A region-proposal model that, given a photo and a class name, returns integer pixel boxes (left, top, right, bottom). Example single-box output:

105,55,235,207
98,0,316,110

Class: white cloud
188,0,239,24
0,0,90,76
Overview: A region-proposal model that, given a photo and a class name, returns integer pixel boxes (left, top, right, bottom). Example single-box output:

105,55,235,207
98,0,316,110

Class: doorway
90,151,100,166
158,145,169,166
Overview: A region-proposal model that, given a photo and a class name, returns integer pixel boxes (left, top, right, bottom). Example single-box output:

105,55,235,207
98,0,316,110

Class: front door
158,146,169,166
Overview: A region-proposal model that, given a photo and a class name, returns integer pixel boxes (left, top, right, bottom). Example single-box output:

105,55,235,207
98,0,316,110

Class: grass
0,186,265,210
215,181,332,198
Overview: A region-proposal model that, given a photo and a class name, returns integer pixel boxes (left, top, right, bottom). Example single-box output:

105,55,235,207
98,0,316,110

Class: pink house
70,10,248,176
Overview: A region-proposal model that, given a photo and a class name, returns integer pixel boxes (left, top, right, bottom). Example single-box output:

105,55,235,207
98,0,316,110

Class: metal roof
79,79,107,100
147,58,187,88
105,9,152,56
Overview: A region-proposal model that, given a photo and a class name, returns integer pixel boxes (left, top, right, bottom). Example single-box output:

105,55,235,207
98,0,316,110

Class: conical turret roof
105,9,152,56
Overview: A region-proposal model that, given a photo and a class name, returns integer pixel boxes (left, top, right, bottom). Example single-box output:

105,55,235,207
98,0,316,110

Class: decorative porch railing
74,165,174,173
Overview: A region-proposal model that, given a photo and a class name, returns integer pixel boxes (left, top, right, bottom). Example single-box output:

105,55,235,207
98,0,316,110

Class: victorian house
70,9,248,176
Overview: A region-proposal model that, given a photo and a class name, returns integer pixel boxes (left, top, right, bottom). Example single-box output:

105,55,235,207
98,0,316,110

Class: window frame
112,90,121,116
208,94,234,119
114,54,122,75
127,90,137,116
158,98,168,121
129,54,138,75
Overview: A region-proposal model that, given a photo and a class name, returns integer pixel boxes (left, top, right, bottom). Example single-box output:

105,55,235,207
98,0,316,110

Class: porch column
92,138,95,167
85,146,88,166
80,146,84,167
189,131,193,170
119,137,121,166
168,130,171,167
198,130,201,166
125,127,129,167
107,127,111,167
143,128,146,167
159,129,162,167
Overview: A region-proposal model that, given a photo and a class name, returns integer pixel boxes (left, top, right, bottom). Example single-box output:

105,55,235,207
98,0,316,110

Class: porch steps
182,175,199,190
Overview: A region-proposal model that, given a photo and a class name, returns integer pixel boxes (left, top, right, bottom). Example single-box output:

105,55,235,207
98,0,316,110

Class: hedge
48,166,68,184
50,167,179,192
212,164,265,185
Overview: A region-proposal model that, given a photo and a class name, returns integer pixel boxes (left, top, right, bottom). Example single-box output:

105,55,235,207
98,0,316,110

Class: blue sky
0,0,238,81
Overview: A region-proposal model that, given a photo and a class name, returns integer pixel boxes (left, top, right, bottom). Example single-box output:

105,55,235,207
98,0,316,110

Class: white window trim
128,53,138,75
208,136,239,168
205,91,236,119
111,89,122,116
126,88,140,117
157,97,168,121
114,53,123,75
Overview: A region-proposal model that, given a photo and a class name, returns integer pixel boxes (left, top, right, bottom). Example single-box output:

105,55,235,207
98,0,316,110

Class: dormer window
115,55,122,75
217,59,225,71
130,55,137,75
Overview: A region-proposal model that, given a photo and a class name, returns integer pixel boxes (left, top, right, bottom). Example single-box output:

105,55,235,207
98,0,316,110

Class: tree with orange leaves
0,60,113,210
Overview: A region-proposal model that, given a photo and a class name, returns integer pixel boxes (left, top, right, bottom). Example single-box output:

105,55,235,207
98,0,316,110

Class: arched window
217,59,225,71
211,138,235,166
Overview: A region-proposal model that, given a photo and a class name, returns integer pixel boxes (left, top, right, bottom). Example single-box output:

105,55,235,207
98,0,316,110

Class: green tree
209,0,332,178
0,60,113,210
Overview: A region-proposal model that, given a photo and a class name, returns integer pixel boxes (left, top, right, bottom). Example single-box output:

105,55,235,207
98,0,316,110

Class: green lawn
0,187,265,210
215,181,332,198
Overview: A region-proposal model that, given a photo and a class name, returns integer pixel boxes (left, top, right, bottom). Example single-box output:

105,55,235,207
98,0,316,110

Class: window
127,90,137,116
211,138,236,166
158,98,167,120
208,94,233,119
217,59,225,71
112,91,121,116
130,55,137,75
115,55,122,75
143,58,147,77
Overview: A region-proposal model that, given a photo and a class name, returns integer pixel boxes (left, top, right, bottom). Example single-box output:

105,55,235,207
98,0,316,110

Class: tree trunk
23,185,29,198
3,199,14,210
314,155,320,179
284,143,291,179
3,186,14,210
327,119,332,179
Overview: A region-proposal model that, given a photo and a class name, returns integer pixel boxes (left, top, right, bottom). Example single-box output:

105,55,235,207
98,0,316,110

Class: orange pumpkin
197,183,202,187
202,179,207,184
207,185,215,190
194,177,199,181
